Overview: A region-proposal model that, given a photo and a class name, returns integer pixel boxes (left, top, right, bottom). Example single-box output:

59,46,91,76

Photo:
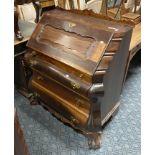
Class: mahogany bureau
24,8,133,149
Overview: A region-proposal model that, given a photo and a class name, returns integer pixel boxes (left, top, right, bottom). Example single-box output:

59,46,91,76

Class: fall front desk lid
27,8,123,76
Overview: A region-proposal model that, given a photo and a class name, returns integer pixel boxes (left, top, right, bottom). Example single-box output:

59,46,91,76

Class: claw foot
88,133,101,149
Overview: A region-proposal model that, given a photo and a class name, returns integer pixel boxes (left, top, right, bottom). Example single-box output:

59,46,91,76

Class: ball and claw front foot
28,93,39,105
88,133,101,149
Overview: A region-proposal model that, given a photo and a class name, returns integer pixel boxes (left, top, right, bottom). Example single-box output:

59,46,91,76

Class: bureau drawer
30,57,91,99
29,71,91,127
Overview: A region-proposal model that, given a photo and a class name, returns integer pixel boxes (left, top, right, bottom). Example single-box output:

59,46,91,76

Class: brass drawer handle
71,82,80,89
30,60,37,67
70,116,79,124
68,22,76,28
32,51,37,56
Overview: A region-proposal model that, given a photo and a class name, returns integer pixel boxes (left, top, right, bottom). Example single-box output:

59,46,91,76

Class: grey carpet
15,54,141,155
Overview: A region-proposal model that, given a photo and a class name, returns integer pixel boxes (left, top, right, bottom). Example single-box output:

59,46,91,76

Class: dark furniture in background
14,0,41,41
14,20,36,96
107,0,141,24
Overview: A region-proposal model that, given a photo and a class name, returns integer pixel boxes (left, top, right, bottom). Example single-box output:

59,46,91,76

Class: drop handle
89,83,104,95
29,60,37,67
70,116,79,124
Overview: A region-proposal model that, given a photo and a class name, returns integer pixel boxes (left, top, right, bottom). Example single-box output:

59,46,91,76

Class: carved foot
87,133,102,149
28,93,39,105
15,31,24,41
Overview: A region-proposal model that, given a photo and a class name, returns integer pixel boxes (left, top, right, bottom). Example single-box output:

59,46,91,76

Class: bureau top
27,8,132,76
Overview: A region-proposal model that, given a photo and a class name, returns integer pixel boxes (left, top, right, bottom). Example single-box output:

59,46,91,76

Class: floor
14,53,141,155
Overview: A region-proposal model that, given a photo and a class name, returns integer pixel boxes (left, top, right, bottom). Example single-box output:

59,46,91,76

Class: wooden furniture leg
32,0,42,23
100,0,108,15
28,92,40,105
87,132,102,149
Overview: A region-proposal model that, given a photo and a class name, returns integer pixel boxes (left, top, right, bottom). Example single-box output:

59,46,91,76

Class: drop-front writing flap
38,25,95,60
27,9,114,76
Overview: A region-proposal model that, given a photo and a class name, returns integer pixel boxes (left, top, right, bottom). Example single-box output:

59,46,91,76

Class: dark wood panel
25,8,133,149
39,25,94,53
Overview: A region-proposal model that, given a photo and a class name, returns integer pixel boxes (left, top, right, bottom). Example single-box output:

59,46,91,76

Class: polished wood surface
14,109,29,155
129,23,141,52
24,8,132,149
39,0,55,8
39,0,66,8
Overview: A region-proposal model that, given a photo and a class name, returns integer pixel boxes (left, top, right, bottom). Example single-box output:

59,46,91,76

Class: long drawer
30,57,92,99
29,70,91,127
